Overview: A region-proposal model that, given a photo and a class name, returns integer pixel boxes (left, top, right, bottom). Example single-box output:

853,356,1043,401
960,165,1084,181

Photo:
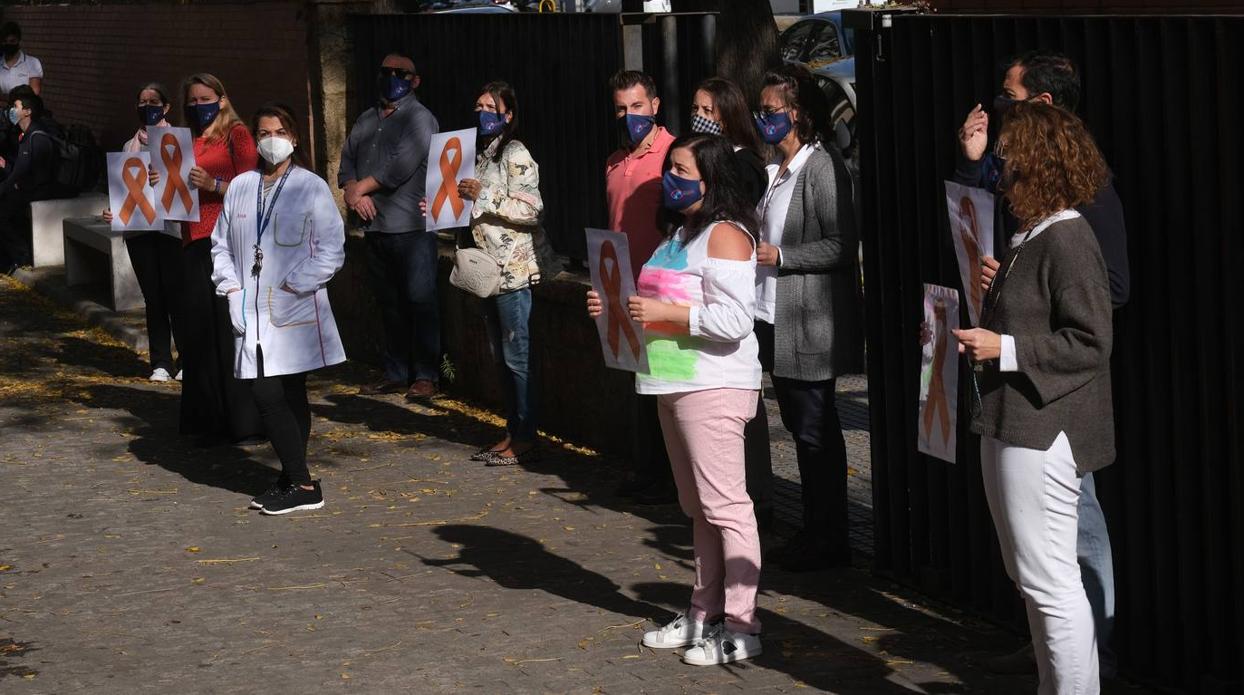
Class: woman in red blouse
178,73,262,443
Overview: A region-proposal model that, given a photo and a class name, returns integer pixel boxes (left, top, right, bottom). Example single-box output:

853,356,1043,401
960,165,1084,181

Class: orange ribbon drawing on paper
430,136,465,220
922,300,952,447
118,157,157,226
959,196,983,319
159,133,194,215
598,240,642,360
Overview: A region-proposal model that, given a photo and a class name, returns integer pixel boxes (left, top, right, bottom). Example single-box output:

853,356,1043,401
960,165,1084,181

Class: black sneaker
249,476,292,510
260,481,324,516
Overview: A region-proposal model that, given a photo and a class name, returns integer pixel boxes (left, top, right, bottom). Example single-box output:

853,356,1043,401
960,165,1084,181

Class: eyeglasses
379,67,413,79
754,107,788,119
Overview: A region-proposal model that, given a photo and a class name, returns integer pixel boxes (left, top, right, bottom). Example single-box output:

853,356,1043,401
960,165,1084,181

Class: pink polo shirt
606,127,676,280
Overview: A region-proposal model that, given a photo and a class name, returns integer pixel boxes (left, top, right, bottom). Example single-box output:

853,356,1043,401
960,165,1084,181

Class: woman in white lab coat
211,102,346,516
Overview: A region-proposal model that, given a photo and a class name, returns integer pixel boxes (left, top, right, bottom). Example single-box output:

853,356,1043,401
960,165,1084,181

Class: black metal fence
349,12,717,261
848,9,1244,693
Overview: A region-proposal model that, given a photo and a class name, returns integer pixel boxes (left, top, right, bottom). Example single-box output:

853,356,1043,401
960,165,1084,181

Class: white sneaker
641,614,713,649
149,367,172,382
175,369,183,382
682,628,762,666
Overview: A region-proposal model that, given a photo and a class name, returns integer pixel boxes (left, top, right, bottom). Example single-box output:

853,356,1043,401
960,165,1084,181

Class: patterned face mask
690,112,723,136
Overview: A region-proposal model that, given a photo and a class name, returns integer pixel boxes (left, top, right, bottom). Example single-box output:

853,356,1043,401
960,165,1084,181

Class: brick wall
1,2,312,162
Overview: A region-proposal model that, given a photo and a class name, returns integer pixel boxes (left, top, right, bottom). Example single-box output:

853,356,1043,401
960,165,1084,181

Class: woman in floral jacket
455,81,551,466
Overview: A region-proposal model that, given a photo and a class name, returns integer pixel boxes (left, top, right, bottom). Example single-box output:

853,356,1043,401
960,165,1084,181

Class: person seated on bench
0,86,72,274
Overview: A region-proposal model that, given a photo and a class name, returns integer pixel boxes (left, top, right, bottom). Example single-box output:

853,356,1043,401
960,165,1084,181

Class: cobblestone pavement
0,276,1140,694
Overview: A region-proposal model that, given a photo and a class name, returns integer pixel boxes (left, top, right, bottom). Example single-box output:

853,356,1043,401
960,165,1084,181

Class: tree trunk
712,0,782,110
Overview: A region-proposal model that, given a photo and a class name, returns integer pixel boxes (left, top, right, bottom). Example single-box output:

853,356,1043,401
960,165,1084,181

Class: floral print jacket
471,138,548,292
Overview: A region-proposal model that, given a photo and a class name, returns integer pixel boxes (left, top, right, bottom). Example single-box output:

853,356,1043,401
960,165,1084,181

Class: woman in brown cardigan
954,102,1113,695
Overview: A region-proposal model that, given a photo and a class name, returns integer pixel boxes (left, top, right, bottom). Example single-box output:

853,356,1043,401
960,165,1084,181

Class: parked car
779,12,856,162
419,0,518,12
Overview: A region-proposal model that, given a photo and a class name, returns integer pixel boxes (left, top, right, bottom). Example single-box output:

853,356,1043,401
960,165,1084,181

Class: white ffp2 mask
257,136,295,166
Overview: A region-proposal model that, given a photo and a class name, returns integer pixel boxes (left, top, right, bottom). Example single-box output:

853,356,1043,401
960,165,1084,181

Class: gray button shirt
338,95,439,233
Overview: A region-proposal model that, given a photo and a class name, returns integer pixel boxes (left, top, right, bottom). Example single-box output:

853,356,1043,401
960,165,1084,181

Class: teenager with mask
178,73,262,444
339,51,440,401
588,134,764,666
0,88,71,274
101,83,184,382
606,70,678,505
454,82,548,466
753,64,863,572
211,102,346,515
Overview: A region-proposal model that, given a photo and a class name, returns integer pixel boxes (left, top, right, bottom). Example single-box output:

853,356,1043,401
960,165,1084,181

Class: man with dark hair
339,51,441,400
0,87,70,273
605,69,677,504
953,49,1128,678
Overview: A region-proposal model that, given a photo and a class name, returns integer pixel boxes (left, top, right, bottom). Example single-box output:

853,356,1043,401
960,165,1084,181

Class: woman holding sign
587,134,764,666
103,82,184,382
211,102,346,515
454,81,548,467
177,73,261,443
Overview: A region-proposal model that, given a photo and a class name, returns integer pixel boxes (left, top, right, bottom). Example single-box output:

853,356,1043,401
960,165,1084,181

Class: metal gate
848,10,1244,693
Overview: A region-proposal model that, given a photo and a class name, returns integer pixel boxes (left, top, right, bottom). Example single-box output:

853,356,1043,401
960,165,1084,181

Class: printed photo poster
106,152,164,232
425,128,477,231
944,180,995,325
586,228,649,374
918,283,960,464
148,126,199,223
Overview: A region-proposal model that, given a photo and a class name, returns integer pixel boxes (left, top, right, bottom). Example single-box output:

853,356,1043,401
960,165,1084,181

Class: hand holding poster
586,228,649,373
148,126,199,223
944,181,995,325
918,284,960,464
106,152,163,232
425,128,476,231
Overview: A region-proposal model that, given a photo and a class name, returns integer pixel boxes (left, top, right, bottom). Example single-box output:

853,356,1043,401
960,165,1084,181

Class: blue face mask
478,110,506,137
381,75,412,102
624,113,656,145
662,171,703,211
187,101,221,130
6,107,19,126
755,111,793,145
138,105,165,127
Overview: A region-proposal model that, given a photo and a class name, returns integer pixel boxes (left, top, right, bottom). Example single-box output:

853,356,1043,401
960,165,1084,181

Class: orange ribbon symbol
430,136,465,221
159,133,194,215
599,240,642,360
921,301,952,447
118,157,158,226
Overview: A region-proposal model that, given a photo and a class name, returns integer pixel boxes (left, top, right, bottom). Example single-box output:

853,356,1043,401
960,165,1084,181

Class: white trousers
981,432,1100,695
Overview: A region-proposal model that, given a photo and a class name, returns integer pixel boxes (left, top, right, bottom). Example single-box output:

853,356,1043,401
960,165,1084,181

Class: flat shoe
485,447,540,467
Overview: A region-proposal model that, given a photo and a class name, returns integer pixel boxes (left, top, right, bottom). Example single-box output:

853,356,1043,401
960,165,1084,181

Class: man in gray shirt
339,51,441,400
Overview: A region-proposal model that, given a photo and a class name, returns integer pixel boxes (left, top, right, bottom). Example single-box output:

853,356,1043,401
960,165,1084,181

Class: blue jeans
1078,472,1116,675
366,231,441,384
484,288,537,442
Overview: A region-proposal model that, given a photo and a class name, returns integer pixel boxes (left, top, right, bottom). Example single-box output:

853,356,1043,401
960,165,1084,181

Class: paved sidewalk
0,276,1137,694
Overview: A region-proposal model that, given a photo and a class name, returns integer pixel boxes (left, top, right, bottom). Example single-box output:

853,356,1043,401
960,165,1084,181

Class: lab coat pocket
268,286,318,328
274,212,311,248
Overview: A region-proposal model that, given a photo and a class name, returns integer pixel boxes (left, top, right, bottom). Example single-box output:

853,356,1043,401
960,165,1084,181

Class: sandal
484,445,540,467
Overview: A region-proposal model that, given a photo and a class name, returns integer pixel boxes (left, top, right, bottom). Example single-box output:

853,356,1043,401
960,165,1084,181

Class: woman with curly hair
954,101,1113,695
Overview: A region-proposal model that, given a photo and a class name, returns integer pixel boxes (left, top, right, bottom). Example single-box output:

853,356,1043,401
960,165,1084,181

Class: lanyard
256,165,294,246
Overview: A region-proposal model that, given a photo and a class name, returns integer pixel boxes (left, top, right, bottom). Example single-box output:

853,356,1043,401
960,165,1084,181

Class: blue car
779,12,856,159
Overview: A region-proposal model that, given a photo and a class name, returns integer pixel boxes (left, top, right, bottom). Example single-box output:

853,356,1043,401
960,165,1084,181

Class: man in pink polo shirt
605,70,677,505
606,71,676,281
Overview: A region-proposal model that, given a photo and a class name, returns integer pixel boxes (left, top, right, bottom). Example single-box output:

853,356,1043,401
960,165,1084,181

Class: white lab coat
210,166,346,379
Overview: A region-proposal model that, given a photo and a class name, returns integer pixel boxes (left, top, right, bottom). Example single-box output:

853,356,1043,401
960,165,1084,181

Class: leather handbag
449,241,517,299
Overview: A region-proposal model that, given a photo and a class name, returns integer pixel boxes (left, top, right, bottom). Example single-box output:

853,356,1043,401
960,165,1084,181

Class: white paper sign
944,180,995,325
586,228,649,374
425,128,476,231
106,152,163,232
918,284,960,464
148,126,199,223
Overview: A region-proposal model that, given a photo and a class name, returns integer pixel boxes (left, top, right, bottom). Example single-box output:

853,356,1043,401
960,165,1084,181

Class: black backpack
33,123,104,193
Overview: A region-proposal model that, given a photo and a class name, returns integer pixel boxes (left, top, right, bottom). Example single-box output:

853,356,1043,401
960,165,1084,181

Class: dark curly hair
662,134,759,243
998,102,1108,233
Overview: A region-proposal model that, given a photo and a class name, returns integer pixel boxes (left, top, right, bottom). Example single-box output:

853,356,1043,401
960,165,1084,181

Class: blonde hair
181,73,244,143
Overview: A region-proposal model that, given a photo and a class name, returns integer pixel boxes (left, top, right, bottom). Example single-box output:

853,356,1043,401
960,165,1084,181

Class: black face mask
1,44,19,59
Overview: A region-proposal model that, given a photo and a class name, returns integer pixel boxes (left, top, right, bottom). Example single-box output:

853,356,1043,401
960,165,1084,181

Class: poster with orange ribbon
918,283,960,464
586,228,649,374
148,126,199,223
425,128,476,231
106,152,163,232
944,181,995,326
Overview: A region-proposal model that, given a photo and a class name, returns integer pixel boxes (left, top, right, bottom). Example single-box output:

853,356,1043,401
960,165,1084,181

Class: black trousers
125,232,183,371
178,238,262,440
754,321,849,553
252,348,311,486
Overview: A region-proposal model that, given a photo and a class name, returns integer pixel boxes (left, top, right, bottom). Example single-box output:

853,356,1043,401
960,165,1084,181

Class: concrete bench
62,217,144,312
31,193,109,267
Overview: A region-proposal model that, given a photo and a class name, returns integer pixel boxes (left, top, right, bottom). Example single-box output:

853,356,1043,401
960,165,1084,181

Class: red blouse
181,122,259,245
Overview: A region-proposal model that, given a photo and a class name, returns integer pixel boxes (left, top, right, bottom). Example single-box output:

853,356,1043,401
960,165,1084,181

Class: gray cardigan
772,146,865,381
970,216,1115,473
